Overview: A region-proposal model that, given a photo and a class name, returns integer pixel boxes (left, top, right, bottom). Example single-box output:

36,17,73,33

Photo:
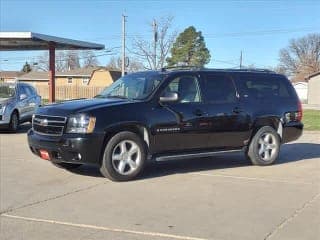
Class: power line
0,48,121,61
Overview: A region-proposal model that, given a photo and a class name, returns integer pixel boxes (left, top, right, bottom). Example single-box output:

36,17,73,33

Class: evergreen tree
166,26,211,67
22,61,32,72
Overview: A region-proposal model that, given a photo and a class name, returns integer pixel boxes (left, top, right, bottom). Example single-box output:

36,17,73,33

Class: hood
36,98,133,116
0,97,12,106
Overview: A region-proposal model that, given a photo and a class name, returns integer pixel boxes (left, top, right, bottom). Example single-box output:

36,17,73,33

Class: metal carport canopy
0,32,105,102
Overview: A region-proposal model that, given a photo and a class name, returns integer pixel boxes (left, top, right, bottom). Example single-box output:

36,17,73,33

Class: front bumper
0,113,10,129
282,122,303,143
28,129,105,165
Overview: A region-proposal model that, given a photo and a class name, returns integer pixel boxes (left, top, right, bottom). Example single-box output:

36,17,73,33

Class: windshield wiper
106,95,129,99
94,94,106,98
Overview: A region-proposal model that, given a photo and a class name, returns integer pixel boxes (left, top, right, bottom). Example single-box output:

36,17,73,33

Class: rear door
199,72,251,148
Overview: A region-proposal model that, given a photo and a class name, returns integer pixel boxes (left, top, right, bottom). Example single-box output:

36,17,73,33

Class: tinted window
0,84,16,98
25,86,34,96
19,85,27,96
163,75,201,103
238,74,294,99
202,74,237,103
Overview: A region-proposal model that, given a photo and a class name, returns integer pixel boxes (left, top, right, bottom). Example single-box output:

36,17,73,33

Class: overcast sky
0,0,319,71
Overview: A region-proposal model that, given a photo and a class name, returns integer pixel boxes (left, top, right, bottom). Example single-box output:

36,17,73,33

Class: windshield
96,72,164,100
0,84,16,98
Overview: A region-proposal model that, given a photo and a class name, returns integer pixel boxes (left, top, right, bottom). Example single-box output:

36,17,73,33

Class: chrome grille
32,114,67,136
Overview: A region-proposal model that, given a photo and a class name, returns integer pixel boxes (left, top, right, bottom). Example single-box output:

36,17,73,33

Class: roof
17,67,122,81
306,71,320,80
0,32,104,51
57,67,99,77
18,71,49,81
0,71,24,78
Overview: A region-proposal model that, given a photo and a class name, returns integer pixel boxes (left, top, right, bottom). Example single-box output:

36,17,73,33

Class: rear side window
201,74,237,103
238,74,295,100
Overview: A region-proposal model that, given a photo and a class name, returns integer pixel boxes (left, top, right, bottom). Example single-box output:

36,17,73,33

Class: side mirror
20,94,27,100
159,92,178,103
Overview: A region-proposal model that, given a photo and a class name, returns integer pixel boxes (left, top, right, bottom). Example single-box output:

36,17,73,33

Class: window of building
67,77,73,84
82,77,89,85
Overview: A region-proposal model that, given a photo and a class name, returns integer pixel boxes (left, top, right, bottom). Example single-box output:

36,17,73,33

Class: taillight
284,101,303,123
297,101,303,121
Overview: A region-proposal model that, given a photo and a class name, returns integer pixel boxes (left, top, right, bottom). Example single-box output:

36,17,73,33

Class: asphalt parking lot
0,124,319,240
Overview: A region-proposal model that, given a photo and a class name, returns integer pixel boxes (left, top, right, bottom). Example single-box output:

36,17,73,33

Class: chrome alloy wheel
258,133,277,161
111,140,141,175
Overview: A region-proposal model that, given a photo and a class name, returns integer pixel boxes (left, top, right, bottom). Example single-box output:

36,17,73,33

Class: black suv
28,68,303,181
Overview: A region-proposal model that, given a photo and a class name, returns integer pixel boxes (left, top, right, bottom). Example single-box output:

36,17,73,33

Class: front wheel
9,111,19,132
100,131,147,181
247,126,280,166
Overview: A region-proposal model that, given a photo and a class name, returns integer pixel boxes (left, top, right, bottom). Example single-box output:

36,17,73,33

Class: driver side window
164,76,201,103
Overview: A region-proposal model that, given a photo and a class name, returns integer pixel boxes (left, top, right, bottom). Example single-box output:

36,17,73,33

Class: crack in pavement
263,192,320,240
0,180,109,215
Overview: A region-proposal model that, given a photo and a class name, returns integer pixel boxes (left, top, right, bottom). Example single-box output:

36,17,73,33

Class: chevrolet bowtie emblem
39,119,48,126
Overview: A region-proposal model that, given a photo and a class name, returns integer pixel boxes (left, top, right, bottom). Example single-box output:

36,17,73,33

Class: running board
155,149,242,162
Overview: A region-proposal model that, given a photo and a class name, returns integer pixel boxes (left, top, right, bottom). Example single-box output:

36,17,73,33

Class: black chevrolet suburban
28,68,303,181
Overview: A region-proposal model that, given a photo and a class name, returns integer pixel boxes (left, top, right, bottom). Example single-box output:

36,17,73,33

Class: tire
52,162,82,170
247,126,280,166
9,111,19,132
100,131,147,181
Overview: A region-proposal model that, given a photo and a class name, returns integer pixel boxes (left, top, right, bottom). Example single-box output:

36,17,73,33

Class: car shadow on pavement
0,123,31,134
69,142,320,180
278,143,320,164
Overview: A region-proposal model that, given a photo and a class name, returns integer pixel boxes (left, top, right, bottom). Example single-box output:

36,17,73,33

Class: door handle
233,107,242,114
193,109,205,116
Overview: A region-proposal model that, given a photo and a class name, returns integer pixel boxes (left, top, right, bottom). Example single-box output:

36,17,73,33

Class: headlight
66,114,96,133
0,104,6,114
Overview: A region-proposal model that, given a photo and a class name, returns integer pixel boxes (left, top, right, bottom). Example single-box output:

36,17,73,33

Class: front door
17,85,30,120
152,74,208,153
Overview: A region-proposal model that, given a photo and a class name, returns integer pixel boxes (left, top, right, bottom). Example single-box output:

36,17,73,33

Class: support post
121,14,127,76
153,19,158,70
49,43,55,103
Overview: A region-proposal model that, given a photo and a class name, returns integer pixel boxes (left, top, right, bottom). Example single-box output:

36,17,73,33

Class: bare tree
34,51,67,72
278,33,320,81
106,56,121,70
131,16,177,70
65,50,80,70
106,56,144,72
82,50,99,67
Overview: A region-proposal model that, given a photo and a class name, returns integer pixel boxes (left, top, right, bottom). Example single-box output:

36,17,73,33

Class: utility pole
240,50,243,69
152,19,158,70
121,14,127,76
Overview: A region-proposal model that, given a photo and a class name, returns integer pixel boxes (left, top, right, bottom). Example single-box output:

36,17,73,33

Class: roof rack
234,68,276,73
161,65,204,72
160,66,276,74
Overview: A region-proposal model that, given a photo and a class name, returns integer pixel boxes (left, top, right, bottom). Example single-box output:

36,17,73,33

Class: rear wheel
247,126,280,165
9,111,19,132
100,131,147,181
